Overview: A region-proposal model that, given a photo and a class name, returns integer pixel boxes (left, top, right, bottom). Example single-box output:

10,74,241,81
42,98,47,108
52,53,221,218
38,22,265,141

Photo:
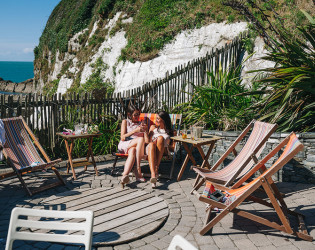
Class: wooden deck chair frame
111,113,182,179
192,133,313,241
191,120,277,193
1,116,65,196
5,207,94,250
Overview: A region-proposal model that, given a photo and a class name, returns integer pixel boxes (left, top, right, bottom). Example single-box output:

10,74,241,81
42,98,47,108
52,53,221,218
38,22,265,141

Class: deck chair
191,120,277,193
1,116,65,196
5,207,94,250
192,133,313,241
111,113,182,179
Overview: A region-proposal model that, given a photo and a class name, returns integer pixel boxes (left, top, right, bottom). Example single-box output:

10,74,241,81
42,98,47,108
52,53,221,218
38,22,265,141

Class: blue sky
0,0,61,62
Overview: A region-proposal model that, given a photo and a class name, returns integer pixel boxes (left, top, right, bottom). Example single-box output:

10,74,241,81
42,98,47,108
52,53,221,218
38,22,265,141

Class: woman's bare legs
148,142,157,179
121,147,136,188
155,136,165,176
122,147,136,176
127,137,145,180
135,137,145,180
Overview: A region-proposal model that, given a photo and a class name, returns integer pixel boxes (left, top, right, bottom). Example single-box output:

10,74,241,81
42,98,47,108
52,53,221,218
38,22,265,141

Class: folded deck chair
192,133,313,241
1,116,65,196
191,120,277,193
111,113,182,179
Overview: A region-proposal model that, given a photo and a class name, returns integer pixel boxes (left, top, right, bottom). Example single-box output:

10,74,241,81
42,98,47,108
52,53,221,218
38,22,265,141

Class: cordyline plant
175,59,256,131
223,0,315,132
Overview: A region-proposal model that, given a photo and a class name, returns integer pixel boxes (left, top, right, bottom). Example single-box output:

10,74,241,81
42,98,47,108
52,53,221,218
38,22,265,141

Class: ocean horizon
0,61,34,83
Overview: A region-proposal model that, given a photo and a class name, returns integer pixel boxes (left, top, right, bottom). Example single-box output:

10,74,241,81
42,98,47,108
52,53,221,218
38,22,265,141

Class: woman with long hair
118,104,148,187
146,111,173,188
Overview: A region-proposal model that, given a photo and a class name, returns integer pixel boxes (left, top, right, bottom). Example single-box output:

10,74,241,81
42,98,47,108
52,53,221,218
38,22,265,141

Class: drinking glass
190,126,195,140
181,130,187,139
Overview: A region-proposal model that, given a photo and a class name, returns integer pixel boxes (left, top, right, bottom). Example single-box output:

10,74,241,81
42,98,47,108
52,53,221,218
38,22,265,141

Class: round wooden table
39,187,169,246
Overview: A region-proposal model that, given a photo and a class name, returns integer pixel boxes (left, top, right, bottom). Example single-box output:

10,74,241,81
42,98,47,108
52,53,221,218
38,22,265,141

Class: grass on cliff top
34,0,314,92
35,0,240,63
120,0,241,62
35,0,314,64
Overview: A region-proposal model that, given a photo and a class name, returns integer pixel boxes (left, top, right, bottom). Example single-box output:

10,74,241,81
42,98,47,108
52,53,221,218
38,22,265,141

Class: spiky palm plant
176,61,255,131
250,12,315,131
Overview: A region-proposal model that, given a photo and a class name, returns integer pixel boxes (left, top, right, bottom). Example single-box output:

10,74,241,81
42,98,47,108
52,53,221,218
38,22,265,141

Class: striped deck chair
111,113,182,179
191,120,277,193
192,133,313,241
1,116,65,196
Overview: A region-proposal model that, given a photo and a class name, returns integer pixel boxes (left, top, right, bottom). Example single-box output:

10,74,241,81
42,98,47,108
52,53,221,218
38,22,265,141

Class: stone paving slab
0,158,315,249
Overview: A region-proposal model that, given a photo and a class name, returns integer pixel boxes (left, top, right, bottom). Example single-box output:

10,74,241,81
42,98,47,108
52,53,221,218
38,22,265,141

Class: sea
0,61,34,83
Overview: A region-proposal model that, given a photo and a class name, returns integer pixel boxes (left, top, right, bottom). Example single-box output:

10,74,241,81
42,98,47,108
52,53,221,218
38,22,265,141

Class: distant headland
0,77,34,95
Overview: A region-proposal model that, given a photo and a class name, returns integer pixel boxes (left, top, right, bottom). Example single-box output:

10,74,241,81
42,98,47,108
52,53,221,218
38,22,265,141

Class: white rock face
114,21,248,92
56,76,73,94
241,37,275,87
51,13,270,95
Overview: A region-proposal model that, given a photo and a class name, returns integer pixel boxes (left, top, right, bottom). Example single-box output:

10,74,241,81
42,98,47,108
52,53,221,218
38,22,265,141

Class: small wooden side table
171,134,221,181
57,132,102,180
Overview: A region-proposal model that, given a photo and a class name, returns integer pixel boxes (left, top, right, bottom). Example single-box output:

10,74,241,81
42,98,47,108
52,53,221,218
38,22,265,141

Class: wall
192,130,315,184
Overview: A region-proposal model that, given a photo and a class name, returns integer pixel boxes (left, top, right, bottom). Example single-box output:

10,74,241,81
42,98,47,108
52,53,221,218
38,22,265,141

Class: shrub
176,59,256,131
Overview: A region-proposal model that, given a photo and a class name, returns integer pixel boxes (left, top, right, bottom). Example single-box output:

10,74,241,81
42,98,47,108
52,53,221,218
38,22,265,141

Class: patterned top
126,119,142,140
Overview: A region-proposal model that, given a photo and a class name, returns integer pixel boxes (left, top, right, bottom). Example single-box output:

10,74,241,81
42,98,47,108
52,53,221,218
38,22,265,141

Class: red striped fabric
196,121,275,182
139,113,182,129
2,117,44,170
222,133,301,199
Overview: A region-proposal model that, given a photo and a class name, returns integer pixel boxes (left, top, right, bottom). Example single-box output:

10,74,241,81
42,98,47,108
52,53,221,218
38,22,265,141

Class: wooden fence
0,32,246,150
116,32,246,110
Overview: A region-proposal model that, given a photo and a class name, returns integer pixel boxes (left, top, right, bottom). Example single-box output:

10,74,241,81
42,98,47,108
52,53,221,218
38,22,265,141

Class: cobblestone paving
0,158,315,249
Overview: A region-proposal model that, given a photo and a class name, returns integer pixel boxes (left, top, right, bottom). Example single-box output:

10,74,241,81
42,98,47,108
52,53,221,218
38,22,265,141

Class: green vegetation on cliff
34,0,314,94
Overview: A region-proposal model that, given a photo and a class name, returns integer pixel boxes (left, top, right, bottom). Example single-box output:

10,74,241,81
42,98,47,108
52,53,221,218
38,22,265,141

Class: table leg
198,141,215,169
88,138,99,176
85,138,91,171
177,143,197,181
65,139,77,180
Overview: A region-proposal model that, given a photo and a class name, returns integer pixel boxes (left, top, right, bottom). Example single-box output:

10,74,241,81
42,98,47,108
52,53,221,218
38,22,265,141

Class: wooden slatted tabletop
38,187,169,246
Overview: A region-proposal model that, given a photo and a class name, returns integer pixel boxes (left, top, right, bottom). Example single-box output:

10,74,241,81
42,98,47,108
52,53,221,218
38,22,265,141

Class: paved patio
1,157,315,250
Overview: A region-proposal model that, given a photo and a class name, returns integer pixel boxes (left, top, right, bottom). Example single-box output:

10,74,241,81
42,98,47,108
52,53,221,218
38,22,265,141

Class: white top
152,128,170,147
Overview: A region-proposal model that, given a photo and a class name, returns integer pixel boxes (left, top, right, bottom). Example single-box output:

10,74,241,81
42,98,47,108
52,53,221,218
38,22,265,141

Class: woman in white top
118,104,148,187
146,111,173,188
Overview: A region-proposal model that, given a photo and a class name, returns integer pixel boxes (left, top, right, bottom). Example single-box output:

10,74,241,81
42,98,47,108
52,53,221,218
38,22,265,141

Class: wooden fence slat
0,35,245,150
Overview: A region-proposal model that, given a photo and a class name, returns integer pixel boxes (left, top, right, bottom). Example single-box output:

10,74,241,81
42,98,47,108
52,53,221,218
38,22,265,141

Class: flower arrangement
88,124,99,134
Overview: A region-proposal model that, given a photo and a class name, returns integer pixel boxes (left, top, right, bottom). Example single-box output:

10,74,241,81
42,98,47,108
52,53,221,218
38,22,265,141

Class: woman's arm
168,130,177,152
120,120,127,141
143,124,150,144
148,125,156,142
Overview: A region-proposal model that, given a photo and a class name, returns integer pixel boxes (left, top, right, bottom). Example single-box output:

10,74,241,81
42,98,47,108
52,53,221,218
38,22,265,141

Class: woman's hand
134,126,142,133
140,123,148,132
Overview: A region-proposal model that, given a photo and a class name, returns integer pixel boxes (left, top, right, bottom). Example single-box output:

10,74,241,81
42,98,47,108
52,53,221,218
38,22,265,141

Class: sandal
120,175,130,188
136,177,146,183
135,168,145,183
150,177,157,188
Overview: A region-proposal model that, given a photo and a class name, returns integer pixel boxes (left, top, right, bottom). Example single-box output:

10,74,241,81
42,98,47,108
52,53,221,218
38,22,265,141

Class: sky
0,0,61,62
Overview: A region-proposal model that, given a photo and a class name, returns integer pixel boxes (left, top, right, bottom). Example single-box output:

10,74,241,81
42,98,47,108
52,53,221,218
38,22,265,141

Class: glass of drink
181,124,187,139
190,126,195,140
182,130,187,139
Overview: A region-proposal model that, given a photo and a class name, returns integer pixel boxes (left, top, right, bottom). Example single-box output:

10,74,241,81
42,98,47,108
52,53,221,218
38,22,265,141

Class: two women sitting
118,105,173,188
